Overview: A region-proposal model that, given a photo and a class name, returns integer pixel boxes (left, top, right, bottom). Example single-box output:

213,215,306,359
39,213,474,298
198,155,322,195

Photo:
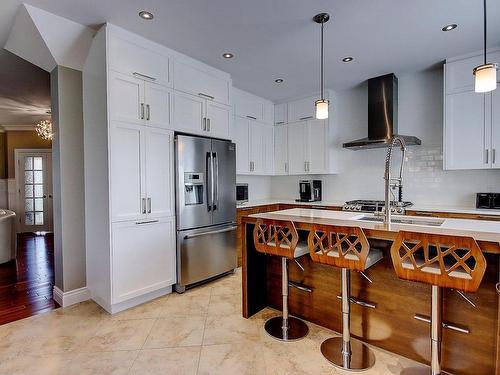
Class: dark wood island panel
241,217,500,375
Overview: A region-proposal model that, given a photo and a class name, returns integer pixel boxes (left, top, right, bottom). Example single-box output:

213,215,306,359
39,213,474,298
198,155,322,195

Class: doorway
14,149,53,233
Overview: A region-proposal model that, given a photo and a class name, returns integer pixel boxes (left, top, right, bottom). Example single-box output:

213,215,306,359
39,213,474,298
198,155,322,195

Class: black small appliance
476,193,500,209
297,180,322,202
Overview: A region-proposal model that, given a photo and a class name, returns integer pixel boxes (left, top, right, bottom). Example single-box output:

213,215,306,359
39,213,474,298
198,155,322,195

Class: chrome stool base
320,337,376,372
264,316,309,341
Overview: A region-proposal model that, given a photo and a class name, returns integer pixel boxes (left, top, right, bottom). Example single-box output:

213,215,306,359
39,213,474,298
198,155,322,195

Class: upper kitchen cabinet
174,59,231,106
444,50,500,170
108,30,172,88
274,103,287,125
287,90,334,123
233,87,274,125
234,116,273,175
274,125,288,174
287,119,328,175
173,90,231,139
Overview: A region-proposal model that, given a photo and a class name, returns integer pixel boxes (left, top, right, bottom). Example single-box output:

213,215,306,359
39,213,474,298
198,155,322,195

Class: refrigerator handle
206,152,212,212
213,152,219,210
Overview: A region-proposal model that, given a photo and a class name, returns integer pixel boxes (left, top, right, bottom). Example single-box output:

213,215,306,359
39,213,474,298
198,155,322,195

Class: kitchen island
241,208,500,375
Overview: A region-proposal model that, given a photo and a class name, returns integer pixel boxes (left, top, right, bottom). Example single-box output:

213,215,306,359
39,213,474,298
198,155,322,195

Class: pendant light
473,0,498,93
314,13,330,120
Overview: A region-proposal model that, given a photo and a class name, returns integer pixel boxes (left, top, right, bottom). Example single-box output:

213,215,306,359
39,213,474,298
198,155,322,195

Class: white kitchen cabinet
110,124,175,221
263,125,274,174
174,60,231,105
173,91,230,139
491,89,500,168
112,216,176,304
287,96,315,123
287,122,307,174
234,116,250,174
109,71,171,129
444,91,488,170
233,87,263,121
108,33,172,87
274,103,287,125
287,120,328,174
274,125,288,174
263,101,275,125
249,122,264,174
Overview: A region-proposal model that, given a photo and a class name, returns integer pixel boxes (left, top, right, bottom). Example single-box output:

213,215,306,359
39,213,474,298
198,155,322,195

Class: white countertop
238,199,500,217
249,208,500,243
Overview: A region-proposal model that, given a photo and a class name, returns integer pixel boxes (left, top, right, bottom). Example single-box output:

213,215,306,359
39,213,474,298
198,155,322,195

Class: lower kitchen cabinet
112,216,176,304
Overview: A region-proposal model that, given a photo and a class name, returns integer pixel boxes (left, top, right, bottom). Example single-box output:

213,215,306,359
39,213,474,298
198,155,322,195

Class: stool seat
269,241,309,258
401,260,472,280
315,247,383,269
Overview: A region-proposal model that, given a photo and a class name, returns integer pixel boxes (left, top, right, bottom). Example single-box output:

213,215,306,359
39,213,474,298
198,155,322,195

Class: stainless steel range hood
343,73,421,150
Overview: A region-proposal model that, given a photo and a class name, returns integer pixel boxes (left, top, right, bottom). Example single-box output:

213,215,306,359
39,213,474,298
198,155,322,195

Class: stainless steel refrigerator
174,134,237,292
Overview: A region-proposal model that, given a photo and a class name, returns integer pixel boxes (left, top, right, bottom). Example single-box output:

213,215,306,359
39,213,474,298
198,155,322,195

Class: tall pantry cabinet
83,24,176,313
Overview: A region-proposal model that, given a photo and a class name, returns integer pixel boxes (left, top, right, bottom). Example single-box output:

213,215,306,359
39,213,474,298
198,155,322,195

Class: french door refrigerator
175,134,237,292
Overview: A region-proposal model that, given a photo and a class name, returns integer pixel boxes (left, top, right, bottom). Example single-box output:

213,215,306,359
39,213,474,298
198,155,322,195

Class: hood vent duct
343,73,421,150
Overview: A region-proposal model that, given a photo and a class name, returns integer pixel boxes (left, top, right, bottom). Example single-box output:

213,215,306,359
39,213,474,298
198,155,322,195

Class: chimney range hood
342,73,421,150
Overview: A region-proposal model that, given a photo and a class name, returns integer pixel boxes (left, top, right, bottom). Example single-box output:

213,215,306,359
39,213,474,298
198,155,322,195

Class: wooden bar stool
253,218,309,341
390,231,487,375
308,225,383,371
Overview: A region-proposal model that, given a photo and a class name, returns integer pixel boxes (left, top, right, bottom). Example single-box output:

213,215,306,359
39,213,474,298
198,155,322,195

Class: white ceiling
0,48,50,125
1,0,500,102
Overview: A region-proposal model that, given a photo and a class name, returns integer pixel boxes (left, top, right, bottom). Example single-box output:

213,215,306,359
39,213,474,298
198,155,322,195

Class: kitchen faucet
384,136,407,228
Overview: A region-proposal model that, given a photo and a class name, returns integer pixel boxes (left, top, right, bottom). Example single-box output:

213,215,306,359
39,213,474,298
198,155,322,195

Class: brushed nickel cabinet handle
246,115,257,120
146,104,151,121
141,198,146,214
140,103,145,120
198,92,215,100
147,198,151,213
485,149,489,164
203,118,207,131
207,118,211,132
136,220,159,225
493,149,496,164
300,116,313,120
133,72,157,82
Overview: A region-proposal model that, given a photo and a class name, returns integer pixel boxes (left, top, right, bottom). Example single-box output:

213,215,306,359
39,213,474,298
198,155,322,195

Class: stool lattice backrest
253,219,299,259
390,231,486,293
307,225,370,271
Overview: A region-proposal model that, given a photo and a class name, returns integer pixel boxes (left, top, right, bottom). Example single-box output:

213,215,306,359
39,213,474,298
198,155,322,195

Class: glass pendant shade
315,99,329,119
474,63,498,93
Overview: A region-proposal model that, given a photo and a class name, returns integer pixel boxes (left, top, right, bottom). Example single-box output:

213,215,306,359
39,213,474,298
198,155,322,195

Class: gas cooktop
342,200,413,214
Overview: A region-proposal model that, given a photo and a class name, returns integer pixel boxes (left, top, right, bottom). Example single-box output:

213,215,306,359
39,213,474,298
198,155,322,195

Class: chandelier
35,120,53,140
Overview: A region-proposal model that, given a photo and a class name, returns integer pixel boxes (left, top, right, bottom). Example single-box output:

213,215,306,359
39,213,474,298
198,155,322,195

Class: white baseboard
53,286,91,307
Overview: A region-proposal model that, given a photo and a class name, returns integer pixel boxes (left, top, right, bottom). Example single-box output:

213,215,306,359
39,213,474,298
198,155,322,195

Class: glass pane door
24,156,45,226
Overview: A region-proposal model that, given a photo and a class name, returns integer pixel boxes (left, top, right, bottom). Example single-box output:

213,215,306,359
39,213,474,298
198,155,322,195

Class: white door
172,91,205,135
109,71,145,125
145,128,175,218
491,90,500,168
249,122,264,174
444,91,488,170
287,122,307,174
110,121,145,222
145,82,171,129
263,125,274,175
112,216,176,304
307,119,328,174
274,125,288,174
15,150,53,232
206,101,231,139
234,117,249,174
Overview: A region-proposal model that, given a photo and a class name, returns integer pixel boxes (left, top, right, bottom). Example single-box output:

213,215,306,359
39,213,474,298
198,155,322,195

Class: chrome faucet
384,136,407,228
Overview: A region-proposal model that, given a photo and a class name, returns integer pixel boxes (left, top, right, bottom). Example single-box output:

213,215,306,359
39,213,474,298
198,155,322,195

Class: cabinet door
287,97,315,123
445,91,488,170
263,101,275,125
307,119,328,174
112,217,176,304
234,117,250,174
263,125,274,174
233,88,263,121
249,122,264,174
109,71,144,125
145,83,171,129
110,122,145,222
287,122,307,174
206,101,231,139
275,103,287,125
274,125,288,175
172,91,204,135
491,90,500,169
145,129,175,218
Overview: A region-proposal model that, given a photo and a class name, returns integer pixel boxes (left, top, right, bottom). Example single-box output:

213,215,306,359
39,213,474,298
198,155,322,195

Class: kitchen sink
352,215,445,227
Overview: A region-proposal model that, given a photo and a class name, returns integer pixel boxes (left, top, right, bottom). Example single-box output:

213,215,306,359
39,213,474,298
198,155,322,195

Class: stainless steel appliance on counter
297,180,322,202
476,193,500,209
342,199,413,215
236,183,248,205
175,134,237,293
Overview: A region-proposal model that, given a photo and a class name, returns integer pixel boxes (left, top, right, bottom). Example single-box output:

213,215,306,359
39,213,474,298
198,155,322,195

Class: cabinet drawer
108,34,172,87
112,217,176,304
174,61,230,105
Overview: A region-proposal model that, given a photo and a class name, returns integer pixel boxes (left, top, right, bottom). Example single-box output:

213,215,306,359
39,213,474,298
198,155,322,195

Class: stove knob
396,207,404,215
355,206,361,211
343,204,349,211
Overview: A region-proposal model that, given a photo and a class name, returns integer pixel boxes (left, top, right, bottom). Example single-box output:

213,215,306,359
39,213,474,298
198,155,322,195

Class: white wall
236,175,272,201
270,68,500,207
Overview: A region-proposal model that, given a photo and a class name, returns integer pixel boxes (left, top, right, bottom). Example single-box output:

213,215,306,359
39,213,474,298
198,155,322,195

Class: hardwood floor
0,233,57,325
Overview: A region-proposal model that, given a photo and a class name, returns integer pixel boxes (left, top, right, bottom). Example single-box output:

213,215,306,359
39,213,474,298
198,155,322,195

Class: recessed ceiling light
274,79,284,84
222,52,234,59
442,24,457,32
139,11,154,20
342,57,354,63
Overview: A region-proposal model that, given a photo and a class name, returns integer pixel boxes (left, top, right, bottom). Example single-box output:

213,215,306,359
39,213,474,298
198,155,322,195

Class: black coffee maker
297,180,322,202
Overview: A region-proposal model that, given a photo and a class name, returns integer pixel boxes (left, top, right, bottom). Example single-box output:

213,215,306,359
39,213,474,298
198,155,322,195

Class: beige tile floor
0,268,426,374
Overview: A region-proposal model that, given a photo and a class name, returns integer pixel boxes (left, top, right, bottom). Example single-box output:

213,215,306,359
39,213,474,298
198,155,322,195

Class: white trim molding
53,286,90,307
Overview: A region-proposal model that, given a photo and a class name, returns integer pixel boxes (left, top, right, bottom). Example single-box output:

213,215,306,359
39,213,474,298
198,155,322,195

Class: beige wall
5,131,51,178
0,133,6,179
